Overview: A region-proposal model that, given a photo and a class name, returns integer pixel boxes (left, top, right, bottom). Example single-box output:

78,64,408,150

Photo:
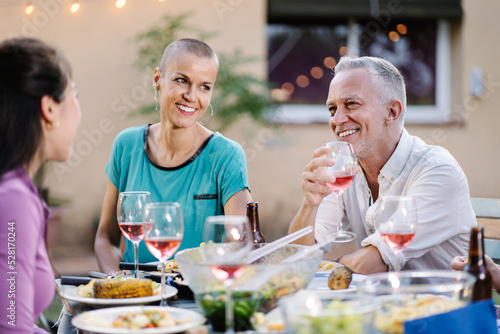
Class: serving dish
358,270,476,334
176,244,323,312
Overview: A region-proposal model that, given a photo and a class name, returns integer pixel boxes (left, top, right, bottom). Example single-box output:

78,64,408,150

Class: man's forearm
288,199,319,245
338,245,388,274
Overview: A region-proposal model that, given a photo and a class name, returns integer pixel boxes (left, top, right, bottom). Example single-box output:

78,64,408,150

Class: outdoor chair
471,197,500,262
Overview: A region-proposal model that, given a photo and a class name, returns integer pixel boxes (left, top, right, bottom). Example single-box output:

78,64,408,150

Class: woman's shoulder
0,169,42,219
209,132,244,151
115,124,146,140
112,124,147,148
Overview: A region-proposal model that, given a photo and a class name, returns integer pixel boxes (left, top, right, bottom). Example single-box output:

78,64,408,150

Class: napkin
404,299,497,334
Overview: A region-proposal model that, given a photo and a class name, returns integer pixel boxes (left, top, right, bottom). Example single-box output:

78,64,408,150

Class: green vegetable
292,300,366,334
196,291,262,332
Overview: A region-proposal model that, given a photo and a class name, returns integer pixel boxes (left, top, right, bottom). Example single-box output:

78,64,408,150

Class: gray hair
334,56,407,124
159,38,219,74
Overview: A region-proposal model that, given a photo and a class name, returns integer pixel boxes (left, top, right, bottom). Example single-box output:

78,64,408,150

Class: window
267,0,461,124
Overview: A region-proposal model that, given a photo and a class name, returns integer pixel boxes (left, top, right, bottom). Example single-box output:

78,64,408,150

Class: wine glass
375,196,418,272
324,141,360,242
117,191,151,278
143,202,184,306
202,215,253,334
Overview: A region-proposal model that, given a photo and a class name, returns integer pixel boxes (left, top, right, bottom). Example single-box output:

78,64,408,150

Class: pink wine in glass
118,222,143,242
380,232,415,251
210,264,246,281
145,237,182,261
326,174,355,194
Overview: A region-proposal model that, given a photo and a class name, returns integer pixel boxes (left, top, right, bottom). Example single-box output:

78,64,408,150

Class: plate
72,305,205,334
306,273,364,292
143,260,179,276
57,279,177,306
144,271,179,278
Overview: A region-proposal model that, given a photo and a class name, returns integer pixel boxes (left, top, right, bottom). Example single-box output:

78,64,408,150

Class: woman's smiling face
157,52,218,128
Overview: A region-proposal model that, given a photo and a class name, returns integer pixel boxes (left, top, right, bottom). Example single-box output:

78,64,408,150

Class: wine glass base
327,231,356,243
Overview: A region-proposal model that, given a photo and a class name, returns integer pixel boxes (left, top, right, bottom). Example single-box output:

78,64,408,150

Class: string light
323,57,336,69
310,66,324,79
25,2,34,15
70,1,80,13
397,24,408,35
389,31,400,42
296,75,310,88
115,0,126,8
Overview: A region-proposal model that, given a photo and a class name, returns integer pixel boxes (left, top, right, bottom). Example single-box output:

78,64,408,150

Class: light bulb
115,0,126,8
25,2,34,15
70,1,80,13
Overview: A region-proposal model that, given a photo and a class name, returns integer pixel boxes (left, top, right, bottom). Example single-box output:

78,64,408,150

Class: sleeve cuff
361,233,406,271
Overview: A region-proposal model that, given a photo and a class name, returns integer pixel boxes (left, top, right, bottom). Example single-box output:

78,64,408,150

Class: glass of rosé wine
117,191,152,278
143,202,184,306
375,196,417,272
202,215,253,334
324,141,360,242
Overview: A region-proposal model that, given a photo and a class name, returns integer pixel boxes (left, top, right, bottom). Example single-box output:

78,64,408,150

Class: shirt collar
379,128,413,183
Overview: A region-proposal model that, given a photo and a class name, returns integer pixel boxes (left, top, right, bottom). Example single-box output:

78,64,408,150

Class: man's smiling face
326,68,389,161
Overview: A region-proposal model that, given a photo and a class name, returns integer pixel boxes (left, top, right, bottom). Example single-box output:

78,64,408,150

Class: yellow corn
93,278,153,299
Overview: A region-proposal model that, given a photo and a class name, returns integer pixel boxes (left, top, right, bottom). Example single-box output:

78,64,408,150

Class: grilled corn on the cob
93,278,153,299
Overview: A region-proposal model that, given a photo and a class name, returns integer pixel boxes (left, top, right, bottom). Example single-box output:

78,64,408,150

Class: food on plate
165,259,179,273
196,291,261,332
374,294,465,334
252,311,285,332
112,308,187,328
328,266,353,290
318,261,336,271
77,279,96,298
78,278,159,299
94,278,154,299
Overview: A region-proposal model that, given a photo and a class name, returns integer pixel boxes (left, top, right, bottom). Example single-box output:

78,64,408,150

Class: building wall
1,0,499,252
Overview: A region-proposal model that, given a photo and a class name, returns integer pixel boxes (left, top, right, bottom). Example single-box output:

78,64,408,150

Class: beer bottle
246,202,265,243
464,226,492,301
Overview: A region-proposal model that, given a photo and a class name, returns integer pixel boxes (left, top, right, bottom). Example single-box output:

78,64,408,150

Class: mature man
289,56,476,274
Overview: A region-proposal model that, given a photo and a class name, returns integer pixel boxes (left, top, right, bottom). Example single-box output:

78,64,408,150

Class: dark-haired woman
0,37,81,333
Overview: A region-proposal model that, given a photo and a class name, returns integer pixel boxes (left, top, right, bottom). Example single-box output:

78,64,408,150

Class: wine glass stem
160,261,167,306
336,193,342,233
225,281,235,334
395,250,400,272
133,242,139,279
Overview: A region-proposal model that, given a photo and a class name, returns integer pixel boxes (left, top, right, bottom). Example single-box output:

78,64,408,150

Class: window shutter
268,0,462,23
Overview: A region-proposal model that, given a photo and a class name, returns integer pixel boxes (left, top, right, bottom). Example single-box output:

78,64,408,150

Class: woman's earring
154,89,158,111
199,104,214,126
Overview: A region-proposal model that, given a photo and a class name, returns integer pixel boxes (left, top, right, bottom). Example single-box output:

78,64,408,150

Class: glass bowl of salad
175,244,323,313
358,270,476,334
280,290,376,334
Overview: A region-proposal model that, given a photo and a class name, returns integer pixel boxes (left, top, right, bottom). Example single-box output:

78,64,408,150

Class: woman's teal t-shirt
105,125,250,263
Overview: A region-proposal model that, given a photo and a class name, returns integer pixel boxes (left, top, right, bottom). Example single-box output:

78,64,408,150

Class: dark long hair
0,37,72,178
